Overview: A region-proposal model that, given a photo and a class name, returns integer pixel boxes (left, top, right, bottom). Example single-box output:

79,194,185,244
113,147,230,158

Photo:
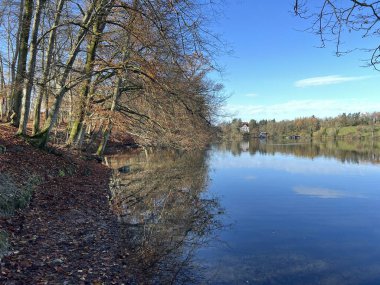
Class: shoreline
0,125,129,283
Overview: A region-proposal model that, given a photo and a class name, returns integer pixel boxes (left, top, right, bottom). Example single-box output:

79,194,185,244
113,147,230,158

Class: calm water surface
105,140,380,284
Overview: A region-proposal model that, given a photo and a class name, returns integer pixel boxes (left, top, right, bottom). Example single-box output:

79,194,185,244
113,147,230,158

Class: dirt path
0,125,129,284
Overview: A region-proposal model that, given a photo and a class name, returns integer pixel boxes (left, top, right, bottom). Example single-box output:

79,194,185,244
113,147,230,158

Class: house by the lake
240,123,250,133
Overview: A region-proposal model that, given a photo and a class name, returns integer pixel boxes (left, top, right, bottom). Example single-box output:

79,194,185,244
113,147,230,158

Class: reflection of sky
293,186,366,199
198,146,380,284
212,152,380,176
243,175,256,181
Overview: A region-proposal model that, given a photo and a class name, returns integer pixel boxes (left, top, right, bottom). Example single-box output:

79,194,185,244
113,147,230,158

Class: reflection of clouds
293,186,365,199
243,175,256,181
294,186,347,199
212,152,380,176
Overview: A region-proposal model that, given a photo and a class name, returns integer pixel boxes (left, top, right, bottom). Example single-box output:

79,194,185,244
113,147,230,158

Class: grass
338,126,357,137
313,125,380,139
0,173,40,216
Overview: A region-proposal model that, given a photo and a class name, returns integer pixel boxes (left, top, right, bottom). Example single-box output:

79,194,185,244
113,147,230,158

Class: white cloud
245,93,258,98
294,75,371,88
224,99,380,121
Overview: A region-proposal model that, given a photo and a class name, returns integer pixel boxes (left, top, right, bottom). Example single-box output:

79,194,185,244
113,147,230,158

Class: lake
104,140,380,284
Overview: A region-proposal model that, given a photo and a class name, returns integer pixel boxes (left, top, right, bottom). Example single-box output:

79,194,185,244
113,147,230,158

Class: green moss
0,174,39,216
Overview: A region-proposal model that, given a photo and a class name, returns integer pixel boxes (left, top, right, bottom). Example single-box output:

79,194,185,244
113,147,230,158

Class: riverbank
0,124,128,284
221,124,380,142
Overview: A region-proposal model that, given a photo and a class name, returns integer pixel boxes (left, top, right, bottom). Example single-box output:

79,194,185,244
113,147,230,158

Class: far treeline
0,0,225,154
220,112,380,140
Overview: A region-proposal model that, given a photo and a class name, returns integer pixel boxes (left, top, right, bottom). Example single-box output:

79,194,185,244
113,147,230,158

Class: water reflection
293,186,365,199
105,141,380,284
203,140,380,284
106,150,223,284
218,139,380,164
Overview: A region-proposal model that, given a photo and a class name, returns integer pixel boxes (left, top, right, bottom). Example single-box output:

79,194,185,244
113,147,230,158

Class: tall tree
0,54,5,119
33,1,99,147
9,0,25,107
18,0,46,135
10,0,33,126
67,0,115,146
0,0,225,152
32,0,65,135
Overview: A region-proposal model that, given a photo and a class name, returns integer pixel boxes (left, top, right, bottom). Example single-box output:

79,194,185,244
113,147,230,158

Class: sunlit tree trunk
32,0,65,135
0,55,6,120
10,0,33,127
9,0,25,116
18,0,46,135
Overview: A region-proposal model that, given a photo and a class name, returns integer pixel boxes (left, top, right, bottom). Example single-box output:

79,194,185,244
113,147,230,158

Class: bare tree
0,54,6,119
0,0,225,152
32,1,101,147
10,0,33,126
32,0,65,135
67,0,115,146
18,0,46,135
294,0,380,69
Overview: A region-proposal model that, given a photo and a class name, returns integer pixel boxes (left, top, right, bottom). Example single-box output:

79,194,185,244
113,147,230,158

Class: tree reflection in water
217,139,380,164
106,150,223,284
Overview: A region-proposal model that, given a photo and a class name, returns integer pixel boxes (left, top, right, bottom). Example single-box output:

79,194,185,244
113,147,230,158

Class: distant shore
222,124,380,141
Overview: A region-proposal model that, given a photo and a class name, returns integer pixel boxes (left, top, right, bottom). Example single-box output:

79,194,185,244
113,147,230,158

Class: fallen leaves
0,125,130,284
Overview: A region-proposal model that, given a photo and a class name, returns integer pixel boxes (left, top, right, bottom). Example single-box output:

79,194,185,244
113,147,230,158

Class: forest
0,0,224,154
220,112,380,140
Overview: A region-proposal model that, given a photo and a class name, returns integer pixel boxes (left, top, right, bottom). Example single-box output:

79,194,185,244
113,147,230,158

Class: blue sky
213,0,380,121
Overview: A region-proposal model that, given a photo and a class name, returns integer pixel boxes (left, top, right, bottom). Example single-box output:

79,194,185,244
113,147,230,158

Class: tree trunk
9,0,25,112
33,2,98,148
18,0,46,135
94,0,137,155
10,0,33,127
96,73,124,156
68,0,113,146
0,55,5,120
96,120,111,156
32,0,65,135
